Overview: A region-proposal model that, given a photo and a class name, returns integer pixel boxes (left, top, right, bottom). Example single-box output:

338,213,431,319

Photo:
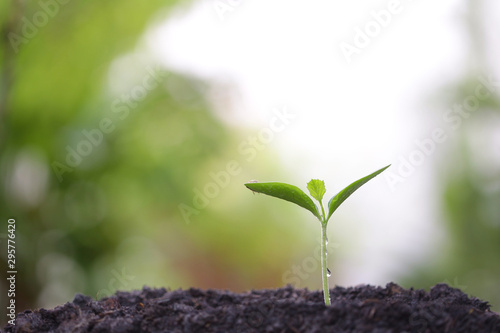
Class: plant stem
320,221,330,305
319,201,326,221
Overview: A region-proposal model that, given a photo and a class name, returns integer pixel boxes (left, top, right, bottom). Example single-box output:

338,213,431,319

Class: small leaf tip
307,179,326,202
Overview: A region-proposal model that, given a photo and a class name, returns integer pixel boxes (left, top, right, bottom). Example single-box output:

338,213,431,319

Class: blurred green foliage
401,2,500,311
0,0,314,321
403,75,500,310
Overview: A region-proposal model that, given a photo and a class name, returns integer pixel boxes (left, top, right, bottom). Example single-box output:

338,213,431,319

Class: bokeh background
1,0,500,325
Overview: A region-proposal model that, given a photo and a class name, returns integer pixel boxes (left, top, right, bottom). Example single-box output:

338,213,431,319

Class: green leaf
307,179,326,202
327,165,390,221
245,182,320,219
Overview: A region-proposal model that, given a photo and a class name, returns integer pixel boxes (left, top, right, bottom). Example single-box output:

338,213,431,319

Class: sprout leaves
245,165,390,224
244,182,320,219
327,164,390,220
307,179,326,202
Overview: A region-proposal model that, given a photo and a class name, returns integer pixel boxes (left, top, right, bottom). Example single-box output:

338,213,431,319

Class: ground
3,283,500,332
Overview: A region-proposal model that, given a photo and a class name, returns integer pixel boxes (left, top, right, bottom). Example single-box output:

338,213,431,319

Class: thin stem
319,201,326,221
320,221,330,305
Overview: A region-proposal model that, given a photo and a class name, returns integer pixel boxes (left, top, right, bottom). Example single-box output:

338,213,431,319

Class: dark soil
3,283,500,332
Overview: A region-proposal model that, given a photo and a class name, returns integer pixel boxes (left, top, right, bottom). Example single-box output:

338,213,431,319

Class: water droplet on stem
327,268,331,277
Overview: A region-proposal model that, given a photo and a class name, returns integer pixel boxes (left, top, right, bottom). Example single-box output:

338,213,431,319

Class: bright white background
137,0,499,286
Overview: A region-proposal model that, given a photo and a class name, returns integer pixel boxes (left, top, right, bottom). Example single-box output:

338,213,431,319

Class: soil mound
3,283,500,332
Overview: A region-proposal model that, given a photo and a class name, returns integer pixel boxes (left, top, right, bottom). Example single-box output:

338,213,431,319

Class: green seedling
244,165,390,306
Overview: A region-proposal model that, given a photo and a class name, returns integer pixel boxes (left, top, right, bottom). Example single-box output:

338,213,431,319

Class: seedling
244,165,390,306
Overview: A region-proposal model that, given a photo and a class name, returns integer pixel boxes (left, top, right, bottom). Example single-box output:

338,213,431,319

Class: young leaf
245,182,320,219
307,179,326,202
327,165,390,221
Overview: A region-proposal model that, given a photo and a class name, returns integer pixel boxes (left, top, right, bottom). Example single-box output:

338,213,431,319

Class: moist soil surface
3,283,500,332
